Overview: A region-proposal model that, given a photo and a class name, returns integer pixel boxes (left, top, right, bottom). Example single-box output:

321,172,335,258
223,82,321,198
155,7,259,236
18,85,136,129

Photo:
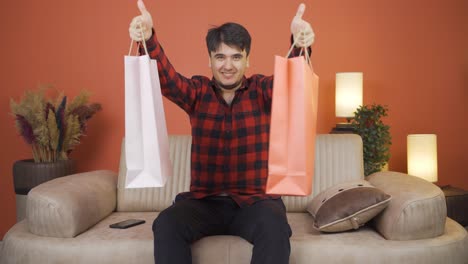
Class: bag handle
286,30,311,66
128,21,149,56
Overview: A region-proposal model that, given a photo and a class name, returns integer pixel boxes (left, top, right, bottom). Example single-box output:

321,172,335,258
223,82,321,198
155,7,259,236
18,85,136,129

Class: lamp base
330,123,355,134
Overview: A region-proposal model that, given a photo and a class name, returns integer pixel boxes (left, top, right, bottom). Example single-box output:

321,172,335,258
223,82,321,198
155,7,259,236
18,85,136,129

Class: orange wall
1,0,467,239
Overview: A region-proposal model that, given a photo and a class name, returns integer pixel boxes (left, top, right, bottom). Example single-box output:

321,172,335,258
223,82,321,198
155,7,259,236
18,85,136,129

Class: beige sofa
1,134,467,263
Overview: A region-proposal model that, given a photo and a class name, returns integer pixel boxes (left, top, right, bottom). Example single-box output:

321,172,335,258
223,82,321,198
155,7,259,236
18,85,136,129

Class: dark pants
153,196,292,264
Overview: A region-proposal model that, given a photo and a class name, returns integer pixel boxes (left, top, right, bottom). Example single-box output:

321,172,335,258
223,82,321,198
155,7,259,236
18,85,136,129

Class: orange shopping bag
266,48,319,196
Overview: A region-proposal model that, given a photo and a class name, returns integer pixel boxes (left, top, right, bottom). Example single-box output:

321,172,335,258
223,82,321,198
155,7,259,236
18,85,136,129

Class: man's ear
208,56,211,67
246,56,250,67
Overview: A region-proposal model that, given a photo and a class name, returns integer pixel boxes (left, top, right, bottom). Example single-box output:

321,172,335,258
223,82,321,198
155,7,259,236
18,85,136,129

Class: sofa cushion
3,212,468,264
26,170,117,238
283,134,365,212
117,134,365,213
307,180,391,232
367,171,447,240
117,136,192,212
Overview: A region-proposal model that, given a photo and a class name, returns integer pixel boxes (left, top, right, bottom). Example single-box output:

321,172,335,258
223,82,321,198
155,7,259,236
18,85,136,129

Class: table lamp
331,72,363,133
407,134,438,182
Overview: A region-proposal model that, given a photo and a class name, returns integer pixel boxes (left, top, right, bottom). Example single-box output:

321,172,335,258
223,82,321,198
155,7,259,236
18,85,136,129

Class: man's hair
206,22,251,56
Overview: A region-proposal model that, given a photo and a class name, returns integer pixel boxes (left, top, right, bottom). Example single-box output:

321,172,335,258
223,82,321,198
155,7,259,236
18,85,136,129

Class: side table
440,185,468,228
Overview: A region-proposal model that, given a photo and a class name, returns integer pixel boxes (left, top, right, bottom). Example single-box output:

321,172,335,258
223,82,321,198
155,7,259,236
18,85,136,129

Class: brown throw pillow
307,180,391,232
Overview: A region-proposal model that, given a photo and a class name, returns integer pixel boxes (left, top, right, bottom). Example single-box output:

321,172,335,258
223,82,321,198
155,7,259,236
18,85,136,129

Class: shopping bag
266,48,319,196
124,41,172,188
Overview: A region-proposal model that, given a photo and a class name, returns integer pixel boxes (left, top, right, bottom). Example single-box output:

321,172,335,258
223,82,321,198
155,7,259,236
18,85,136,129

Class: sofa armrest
26,170,117,238
367,171,447,240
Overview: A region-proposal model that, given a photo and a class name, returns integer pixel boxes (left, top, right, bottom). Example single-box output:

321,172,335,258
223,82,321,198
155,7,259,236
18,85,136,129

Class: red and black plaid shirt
144,32,307,207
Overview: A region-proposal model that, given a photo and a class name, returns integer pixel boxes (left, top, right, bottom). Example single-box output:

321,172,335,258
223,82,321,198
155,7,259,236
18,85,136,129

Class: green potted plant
10,86,102,215
351,104,392,176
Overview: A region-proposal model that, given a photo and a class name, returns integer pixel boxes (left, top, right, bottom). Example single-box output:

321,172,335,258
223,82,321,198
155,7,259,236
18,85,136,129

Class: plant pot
13,159,76,195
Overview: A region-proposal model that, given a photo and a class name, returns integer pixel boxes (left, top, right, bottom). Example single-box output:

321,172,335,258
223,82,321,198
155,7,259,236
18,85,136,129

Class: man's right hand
129,0,153,42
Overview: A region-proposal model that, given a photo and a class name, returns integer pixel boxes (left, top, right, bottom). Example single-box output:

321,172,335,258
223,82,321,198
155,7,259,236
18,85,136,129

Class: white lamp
332,72,363,133
407,134,438,182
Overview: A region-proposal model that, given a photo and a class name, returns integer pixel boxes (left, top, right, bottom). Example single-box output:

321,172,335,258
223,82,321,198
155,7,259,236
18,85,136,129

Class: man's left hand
290,3,315,48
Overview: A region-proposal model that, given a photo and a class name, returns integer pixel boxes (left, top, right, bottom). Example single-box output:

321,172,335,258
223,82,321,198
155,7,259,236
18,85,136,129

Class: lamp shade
335,72,363,118
407,134,438,182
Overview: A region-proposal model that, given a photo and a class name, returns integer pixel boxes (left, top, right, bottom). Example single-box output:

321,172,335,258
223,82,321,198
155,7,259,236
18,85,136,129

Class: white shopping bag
124,42,172,188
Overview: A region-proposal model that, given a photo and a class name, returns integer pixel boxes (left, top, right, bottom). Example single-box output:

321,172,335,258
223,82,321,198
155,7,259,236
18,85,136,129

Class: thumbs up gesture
129,0,153,41
290,3,315,48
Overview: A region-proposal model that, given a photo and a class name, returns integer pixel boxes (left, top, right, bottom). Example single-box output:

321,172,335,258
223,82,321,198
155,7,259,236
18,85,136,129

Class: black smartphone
109,219,146,229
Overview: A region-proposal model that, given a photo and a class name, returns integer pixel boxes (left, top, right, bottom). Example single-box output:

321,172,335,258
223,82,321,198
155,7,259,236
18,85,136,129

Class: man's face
209,42,249,90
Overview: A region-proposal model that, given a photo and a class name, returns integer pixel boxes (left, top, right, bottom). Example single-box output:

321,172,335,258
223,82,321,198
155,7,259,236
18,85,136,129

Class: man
129,1,314,263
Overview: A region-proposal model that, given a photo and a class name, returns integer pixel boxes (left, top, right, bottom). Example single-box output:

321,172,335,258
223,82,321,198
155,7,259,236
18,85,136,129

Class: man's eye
233,55,242,60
